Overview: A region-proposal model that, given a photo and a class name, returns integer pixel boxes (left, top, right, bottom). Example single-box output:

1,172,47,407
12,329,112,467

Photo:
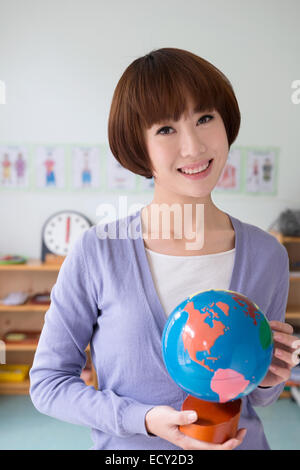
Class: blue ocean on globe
162,289,274,403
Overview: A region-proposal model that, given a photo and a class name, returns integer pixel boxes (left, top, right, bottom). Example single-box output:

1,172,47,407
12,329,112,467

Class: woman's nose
180,130,207,158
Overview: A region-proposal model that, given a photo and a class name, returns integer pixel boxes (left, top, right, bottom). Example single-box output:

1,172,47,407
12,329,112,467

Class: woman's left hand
259,320,300,388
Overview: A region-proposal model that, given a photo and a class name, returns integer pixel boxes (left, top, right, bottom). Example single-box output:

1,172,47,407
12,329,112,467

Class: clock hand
66,216,70,244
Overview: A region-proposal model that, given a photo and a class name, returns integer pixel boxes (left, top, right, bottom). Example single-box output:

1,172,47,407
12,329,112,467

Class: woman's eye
157,126,173,135
199,114,214,124
157,114,214,135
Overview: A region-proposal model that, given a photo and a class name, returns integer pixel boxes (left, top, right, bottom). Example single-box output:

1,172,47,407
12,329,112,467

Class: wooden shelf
286,380,300,387
2,343,91,353
269,231,300,244
282,237,300,243
0,344,93,395
0,259,60,399
269,231,300,321
0,303,50,313
0,258,97,395
5,343,38,352
0,379,30,395
0,260,61,272
283,237,300,243
286,307,300,320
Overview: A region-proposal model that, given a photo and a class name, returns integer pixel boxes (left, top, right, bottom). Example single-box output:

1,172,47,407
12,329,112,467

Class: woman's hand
259,320,300,388
145,405,247,450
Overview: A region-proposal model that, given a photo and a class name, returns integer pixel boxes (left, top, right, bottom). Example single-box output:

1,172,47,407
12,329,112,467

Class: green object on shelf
0,255,27,265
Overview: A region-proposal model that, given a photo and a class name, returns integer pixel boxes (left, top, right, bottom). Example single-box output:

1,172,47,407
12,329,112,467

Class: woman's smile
177,159,214,180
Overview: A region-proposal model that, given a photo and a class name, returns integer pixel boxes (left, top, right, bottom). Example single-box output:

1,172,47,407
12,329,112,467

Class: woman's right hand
145,405,247,450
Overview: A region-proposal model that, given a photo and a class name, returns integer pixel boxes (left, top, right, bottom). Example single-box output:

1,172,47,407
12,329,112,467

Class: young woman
30,48,299,450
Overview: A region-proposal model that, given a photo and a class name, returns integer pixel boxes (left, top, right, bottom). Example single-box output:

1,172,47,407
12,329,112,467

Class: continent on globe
210,368,250,403
231,293,261,325
182,301,226,371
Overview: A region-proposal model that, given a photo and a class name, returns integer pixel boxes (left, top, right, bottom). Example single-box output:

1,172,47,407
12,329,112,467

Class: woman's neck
141,200,235,256
141,196,230,239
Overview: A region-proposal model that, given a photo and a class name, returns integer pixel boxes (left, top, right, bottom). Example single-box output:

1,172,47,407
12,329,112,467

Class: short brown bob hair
108,47,241,179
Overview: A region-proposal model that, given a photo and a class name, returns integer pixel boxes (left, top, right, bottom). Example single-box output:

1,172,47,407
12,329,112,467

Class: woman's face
143,97,229,200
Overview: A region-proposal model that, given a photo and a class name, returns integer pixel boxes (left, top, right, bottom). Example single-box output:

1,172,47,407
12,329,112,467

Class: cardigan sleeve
247,244,290,407
29,231,154,438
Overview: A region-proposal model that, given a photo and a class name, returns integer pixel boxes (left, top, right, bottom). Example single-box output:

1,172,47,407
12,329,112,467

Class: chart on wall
244,147,278,195
0,143,279,195
71,145,102,189
0,145,30,189
106,148,137,191
214,147,242,193
34,145,66,189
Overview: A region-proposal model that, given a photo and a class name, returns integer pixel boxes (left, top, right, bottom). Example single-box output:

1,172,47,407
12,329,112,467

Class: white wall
0,0,299,258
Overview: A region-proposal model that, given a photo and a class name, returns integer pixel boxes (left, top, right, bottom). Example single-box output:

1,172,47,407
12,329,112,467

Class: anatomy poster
215,147,242,192
0,143,279,196
245,148,277,194
34,145,66,189
106,150,136,191
71,145,101,189
0,145,30,189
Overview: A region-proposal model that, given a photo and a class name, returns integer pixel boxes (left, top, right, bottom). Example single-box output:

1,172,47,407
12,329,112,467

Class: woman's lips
178,159,211,171
177,159,213,180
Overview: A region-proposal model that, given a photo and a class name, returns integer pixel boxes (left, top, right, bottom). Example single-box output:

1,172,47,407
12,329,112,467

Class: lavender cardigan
29,209,289,450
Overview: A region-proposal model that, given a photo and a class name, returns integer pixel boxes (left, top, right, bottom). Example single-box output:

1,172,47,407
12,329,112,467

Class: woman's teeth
180,161,210,174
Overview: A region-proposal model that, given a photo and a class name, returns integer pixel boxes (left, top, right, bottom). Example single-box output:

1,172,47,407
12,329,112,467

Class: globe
162,289,274,403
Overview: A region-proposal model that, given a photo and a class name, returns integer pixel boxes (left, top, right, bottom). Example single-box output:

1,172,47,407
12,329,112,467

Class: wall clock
41,210,93,263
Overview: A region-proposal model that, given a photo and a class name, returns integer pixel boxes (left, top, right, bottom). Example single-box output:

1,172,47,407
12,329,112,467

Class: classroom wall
0,0,299,259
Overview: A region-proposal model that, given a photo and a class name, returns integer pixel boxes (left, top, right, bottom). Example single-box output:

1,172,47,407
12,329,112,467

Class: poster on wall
0,143,279,196
71,145,101,189
34,145,66,189
244,147,278,194
214,147,242,192
106,150,137,191
0,145,30,189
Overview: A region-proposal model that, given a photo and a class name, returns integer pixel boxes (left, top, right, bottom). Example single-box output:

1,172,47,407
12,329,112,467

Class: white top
145,247,236,317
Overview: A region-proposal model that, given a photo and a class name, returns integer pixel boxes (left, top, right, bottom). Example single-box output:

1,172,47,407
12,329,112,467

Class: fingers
174,410,247,450
175,410,198,426
273,331,299,349
269,362,292,381
154,407,247,451
269,320,293,335
274,346,300,367
221,428,247,450
177,427,247,451
272,332,300,367
292,348,300,366
269,321,300,367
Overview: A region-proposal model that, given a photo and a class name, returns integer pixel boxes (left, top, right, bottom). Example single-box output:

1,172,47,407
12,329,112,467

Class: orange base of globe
179,395,242,444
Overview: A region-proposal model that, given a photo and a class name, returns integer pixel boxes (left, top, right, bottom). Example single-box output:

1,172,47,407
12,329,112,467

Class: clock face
43,211,91,256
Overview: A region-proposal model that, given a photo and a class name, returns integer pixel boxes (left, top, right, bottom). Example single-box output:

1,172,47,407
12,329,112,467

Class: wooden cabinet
269,232,300,326
269,231,300,396
0,260,97,395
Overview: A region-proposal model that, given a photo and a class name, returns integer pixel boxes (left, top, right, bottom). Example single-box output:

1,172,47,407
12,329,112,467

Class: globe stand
179,395,242,444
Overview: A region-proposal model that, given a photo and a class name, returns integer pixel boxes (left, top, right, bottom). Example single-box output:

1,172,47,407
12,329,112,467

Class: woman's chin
179,185,214,199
